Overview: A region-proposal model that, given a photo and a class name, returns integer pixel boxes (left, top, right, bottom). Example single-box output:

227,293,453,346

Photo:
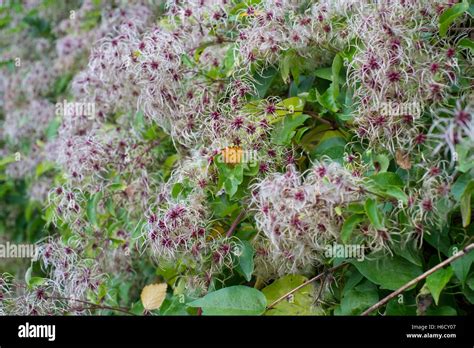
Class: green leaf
347,203,366,214
160,295,190,315
312,54,344,113
384,186,408,204
369,172,404,187
224,171,243,198
155,262,182,288
293,126,309,144
450,245,474,284
97,283,107,301
28,277,46,288
223,44,236,76
373,154,390,173
364,198,384,229
53,73,72,95
393,240,423,267
342,268,364,295
341,214,365,244
339,280,378,315
109,182,127,192
426,267,453,305
235,240,254,281
274,97,306,118
315,84,339,112
300,124,332,151
352,254,423,290
313,55,343,84
25,266,32,286
163,154,179,179
0,154,17,167
385,296,417,315
467,276,474,290
253,67,277,98
460,181,474,227
459,37,474,53
336,87,354,121
451,172,472,201
424,225,451,257
43,205,55,226
0,15,12,30
439,0,469,37
45,117,61,140
23,15,53,38
130,301,145,315
181,53,195,68
216,160,244,198
314,67,332,81
311,134,346,160
262,275,324,315
367,172,407,203
25,200,36,222
290,76,315,97
280,51,291,83
331,53,343,88
171,183,184,199
455,143,474,173
188,285,267,315
271,114,309,145
425,306,457,316
87,191,102,227
290,63,300,85
35,161,55,178
210,194,239,217
80,8,101,30
243,161,259,177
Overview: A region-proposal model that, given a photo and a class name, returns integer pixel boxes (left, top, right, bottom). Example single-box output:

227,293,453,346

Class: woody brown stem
361,243,474,316
226,209,247,237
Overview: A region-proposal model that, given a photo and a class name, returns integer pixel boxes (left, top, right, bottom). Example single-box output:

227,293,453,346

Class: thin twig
265,262,348,311
313,273,328,305
226,209,247,237
47,296,136,316
361,243,474,316
304,110,338,128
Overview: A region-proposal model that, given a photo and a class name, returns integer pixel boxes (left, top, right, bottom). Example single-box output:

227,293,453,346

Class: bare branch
361,243,474,316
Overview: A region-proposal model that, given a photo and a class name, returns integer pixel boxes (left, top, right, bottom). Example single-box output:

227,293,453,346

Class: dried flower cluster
252,161,366,277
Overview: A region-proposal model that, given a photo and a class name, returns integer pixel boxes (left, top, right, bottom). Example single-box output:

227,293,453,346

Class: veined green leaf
271,113,309,145
352,254,422,290
426,267,453,305
188,286,266,315
87,191,102,227
262,275,324,315
341,214,365,244
460,181,474,227
364,198,384,229
234,240,254,281
439,0,469,37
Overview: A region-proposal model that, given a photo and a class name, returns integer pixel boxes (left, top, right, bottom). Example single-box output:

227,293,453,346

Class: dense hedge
0,0,473,316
